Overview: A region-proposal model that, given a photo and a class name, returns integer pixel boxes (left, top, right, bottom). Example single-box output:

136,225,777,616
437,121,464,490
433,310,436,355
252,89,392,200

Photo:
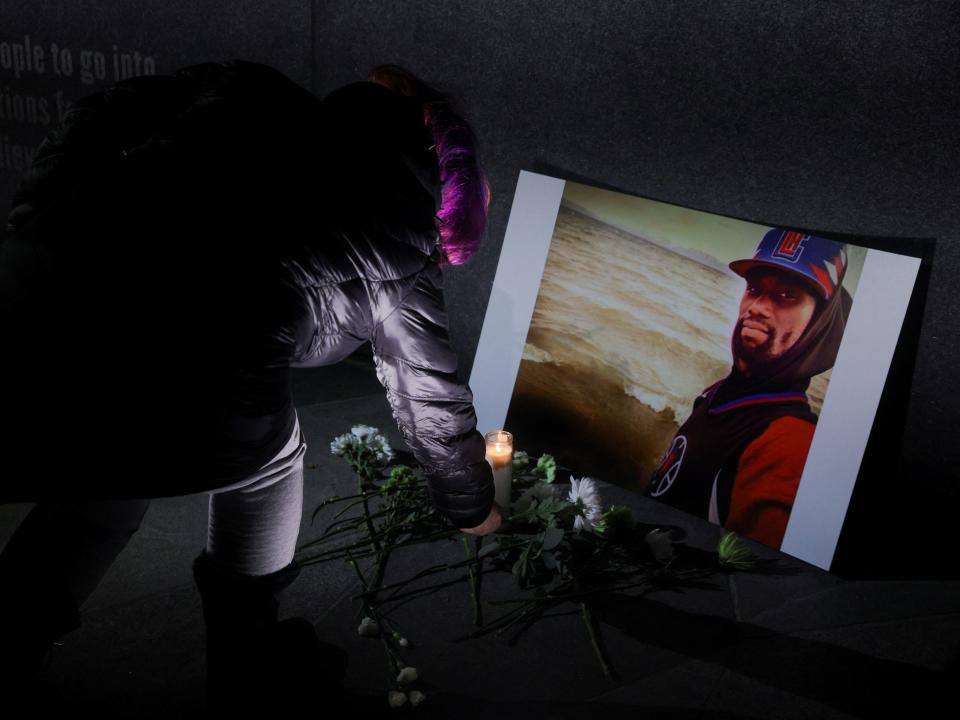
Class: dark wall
0,0,311,203
3,2,958,573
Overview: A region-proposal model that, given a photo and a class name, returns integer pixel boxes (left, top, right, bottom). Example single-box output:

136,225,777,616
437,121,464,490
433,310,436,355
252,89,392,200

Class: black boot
192,550,347,715
0,510,83,685
0,499,149,686
0,579,79,683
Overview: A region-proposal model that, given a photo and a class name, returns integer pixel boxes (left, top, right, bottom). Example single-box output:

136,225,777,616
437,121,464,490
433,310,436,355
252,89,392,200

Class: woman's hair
368,64,490,266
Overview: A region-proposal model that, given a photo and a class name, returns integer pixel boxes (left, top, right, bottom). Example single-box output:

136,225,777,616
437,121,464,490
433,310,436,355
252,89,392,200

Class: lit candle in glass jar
484,430,513,507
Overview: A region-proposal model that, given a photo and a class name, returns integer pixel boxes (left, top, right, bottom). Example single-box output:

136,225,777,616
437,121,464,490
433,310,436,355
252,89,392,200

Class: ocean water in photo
506,204,833,490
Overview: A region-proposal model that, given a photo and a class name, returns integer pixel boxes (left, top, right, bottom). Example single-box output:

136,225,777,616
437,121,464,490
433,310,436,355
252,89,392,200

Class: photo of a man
646,229,852,548
474,172,919,569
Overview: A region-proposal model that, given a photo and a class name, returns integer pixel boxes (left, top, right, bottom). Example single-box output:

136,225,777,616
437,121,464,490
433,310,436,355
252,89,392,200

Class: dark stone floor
1,357,957,718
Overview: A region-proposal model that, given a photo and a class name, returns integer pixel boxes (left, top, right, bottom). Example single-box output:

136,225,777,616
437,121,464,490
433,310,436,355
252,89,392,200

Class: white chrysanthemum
330,425,394,462
387,690,407,708
351,424,378,440
330,433,351,456
567,476,603,532
511,482,558,514
372,435,394,463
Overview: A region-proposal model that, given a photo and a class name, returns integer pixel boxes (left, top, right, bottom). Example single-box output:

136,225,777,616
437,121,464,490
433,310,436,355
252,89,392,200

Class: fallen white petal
357,620,380,637
396,666,419,685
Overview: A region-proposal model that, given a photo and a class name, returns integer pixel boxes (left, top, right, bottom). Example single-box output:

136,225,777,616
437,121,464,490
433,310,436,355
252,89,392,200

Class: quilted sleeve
370,257,494,529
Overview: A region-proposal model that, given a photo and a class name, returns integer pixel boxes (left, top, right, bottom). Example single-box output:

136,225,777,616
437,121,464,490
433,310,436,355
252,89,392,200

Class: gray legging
0,414,305,628
205,414,305,576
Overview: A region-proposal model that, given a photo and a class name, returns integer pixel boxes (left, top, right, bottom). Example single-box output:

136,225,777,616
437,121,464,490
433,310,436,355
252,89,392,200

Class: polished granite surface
1,358,957,718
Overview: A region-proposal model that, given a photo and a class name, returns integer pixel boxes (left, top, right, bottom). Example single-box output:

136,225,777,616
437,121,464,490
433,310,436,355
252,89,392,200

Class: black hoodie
647,275,852,523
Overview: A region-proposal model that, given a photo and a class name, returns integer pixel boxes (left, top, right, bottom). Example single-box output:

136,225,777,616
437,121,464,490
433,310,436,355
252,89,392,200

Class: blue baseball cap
729,228,848,301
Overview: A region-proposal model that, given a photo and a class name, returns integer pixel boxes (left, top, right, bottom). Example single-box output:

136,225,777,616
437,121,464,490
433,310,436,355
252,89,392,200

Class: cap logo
771,230,808,263
825,259,839,286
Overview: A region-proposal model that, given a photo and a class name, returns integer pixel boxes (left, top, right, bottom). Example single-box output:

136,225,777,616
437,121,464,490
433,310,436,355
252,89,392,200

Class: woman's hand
460,503,502,536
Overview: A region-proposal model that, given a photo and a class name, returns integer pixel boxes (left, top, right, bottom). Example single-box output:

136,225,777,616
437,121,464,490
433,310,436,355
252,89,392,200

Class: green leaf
594,506,635,538
717,530,757,570
542,526,564,551
512,450,531,476
531,495,573,525
644,529,675,563
542,551,558,570
511,556,526,578
389,465,417,484
477,540,500,558
533,453,557,483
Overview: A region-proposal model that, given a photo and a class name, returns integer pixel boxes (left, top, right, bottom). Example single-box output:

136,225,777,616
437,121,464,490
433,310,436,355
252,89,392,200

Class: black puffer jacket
0,61,494,528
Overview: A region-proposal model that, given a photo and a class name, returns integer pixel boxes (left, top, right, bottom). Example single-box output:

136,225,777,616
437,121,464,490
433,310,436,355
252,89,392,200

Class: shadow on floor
595,592,956,718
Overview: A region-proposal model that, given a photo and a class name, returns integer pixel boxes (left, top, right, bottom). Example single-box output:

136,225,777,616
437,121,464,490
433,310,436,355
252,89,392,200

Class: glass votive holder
484,430,513,507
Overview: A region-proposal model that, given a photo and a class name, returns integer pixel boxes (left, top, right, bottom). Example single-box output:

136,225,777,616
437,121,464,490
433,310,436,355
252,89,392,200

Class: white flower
353,425,394,462
396,666,418,685
373,437,394,463
330,425,394,463
567,476,603,532
511,481,558,514
351,424,379,440
330,433,351,456
387,691,407,708
409,690,427,706
357,616,380,636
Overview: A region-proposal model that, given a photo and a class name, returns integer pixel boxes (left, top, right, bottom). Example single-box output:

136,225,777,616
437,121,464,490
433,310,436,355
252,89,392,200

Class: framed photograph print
470,171,922,571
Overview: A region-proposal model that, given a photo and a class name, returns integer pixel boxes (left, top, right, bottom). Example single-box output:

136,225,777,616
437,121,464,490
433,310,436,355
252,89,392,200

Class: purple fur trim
426,104,489,265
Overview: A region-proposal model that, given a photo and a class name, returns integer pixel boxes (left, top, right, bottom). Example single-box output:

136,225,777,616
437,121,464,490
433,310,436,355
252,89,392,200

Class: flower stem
346,550,369,592
379,574,475,610
494,600,543,637
327,507,389,531
573,577,616,679
392,528,460,547
296,533,389,560
348,551,401,680
309,491,379,524
462,535,482,626
333,497,377,520
452,600,539,641
296,550,376,566
356,563,452,599
380,630,401,677
297,519,366,550
580,601,615,678
359,473,385,559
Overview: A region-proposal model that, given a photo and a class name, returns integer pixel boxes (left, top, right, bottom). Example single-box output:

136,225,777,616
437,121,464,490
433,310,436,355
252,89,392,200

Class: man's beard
732,317,786,372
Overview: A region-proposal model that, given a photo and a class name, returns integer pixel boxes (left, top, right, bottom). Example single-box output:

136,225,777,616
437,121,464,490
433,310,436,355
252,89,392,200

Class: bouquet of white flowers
299,425,760,705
